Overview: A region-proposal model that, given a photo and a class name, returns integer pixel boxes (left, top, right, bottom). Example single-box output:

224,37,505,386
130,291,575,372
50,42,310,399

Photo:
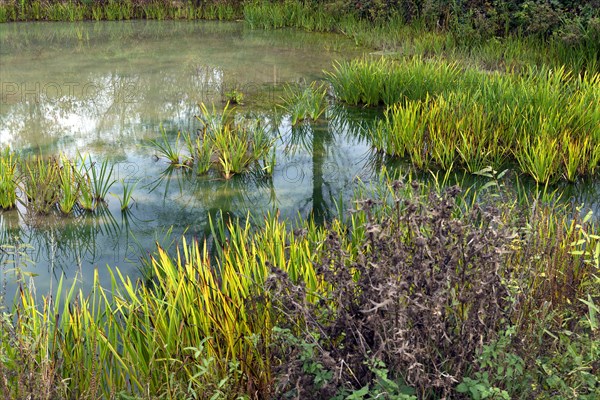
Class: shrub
267,182,515,398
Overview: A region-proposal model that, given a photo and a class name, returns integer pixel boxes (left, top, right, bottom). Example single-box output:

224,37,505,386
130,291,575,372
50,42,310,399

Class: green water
0,20,374,294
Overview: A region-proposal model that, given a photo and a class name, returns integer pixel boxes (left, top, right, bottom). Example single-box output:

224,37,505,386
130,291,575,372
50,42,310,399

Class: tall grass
0,212,323,398
0,0,242,22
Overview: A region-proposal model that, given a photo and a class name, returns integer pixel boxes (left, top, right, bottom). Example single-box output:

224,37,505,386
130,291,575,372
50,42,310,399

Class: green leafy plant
150,126,189,167
116,179,137,211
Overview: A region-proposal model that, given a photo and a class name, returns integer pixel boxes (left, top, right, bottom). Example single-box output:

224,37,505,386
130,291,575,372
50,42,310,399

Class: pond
1,20,599,299
0,20,378,296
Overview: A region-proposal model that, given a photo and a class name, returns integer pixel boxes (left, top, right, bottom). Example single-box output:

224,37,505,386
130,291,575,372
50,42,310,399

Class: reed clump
331,58,600,183
0,152,117,215
279,81,328,126
152,103,276,179
0,146,18,210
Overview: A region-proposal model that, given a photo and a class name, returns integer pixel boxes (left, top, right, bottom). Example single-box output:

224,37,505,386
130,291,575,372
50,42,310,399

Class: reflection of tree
285,121,336,224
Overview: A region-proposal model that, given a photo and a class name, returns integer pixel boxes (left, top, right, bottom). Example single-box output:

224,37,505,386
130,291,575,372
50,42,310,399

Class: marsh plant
166,102,277,179
150,126,190,167
347,58,600,183
0,147,18,210
1,174,599,399
279,81,328,126
2,152,118,216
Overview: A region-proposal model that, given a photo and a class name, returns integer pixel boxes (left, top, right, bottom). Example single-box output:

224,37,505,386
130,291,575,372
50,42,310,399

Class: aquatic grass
150,126,189,167
192,103,274,179
279,82,327,125
354,58,599,181
116,179,137,211
515,133,561,185
326,57,462,107
58,156,79,215
19,155,62,215
0,146,18,210
76,167,94,211
89,156,116,203
194,132,213,175
562,134,591,183
2,211,324,398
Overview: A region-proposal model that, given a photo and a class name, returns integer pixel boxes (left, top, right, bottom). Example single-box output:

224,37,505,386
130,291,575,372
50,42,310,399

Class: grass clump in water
0,147,18,210
153,102,275,180
1,152,118,215
279,81,328,126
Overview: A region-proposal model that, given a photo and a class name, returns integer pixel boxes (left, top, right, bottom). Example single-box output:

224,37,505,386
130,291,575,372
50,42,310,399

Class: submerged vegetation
1,175,598,398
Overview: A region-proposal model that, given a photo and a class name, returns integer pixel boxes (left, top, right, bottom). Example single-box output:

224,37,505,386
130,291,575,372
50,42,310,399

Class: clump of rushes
19,154,62,214
89,156,116,203
0,146,18,210
192,102,275,179
75,153,95,211
150,126,190,167
6,152,116,215
57,155,80,215
356,59,600,182
117,179,137,211
279,81,327,125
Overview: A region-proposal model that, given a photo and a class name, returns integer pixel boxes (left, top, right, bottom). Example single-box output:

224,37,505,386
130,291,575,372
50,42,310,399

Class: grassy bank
1,174,598,399
0,0,239,22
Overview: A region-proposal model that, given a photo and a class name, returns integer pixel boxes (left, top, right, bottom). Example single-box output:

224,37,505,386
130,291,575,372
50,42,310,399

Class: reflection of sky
0,20,361,150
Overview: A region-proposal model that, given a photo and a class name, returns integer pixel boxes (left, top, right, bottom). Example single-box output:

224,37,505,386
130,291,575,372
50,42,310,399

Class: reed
195,132,213,175
279,82,327,126
116,179,137,211
347,58,599,181
150,126,190,167
89,156,116,202
19,155,62,214
194,102,274,179
57,156,80,214
0,146,18,210
0,210,324,398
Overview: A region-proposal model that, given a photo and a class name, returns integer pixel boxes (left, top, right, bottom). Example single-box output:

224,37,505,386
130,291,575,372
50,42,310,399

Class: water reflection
1,20,361,150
